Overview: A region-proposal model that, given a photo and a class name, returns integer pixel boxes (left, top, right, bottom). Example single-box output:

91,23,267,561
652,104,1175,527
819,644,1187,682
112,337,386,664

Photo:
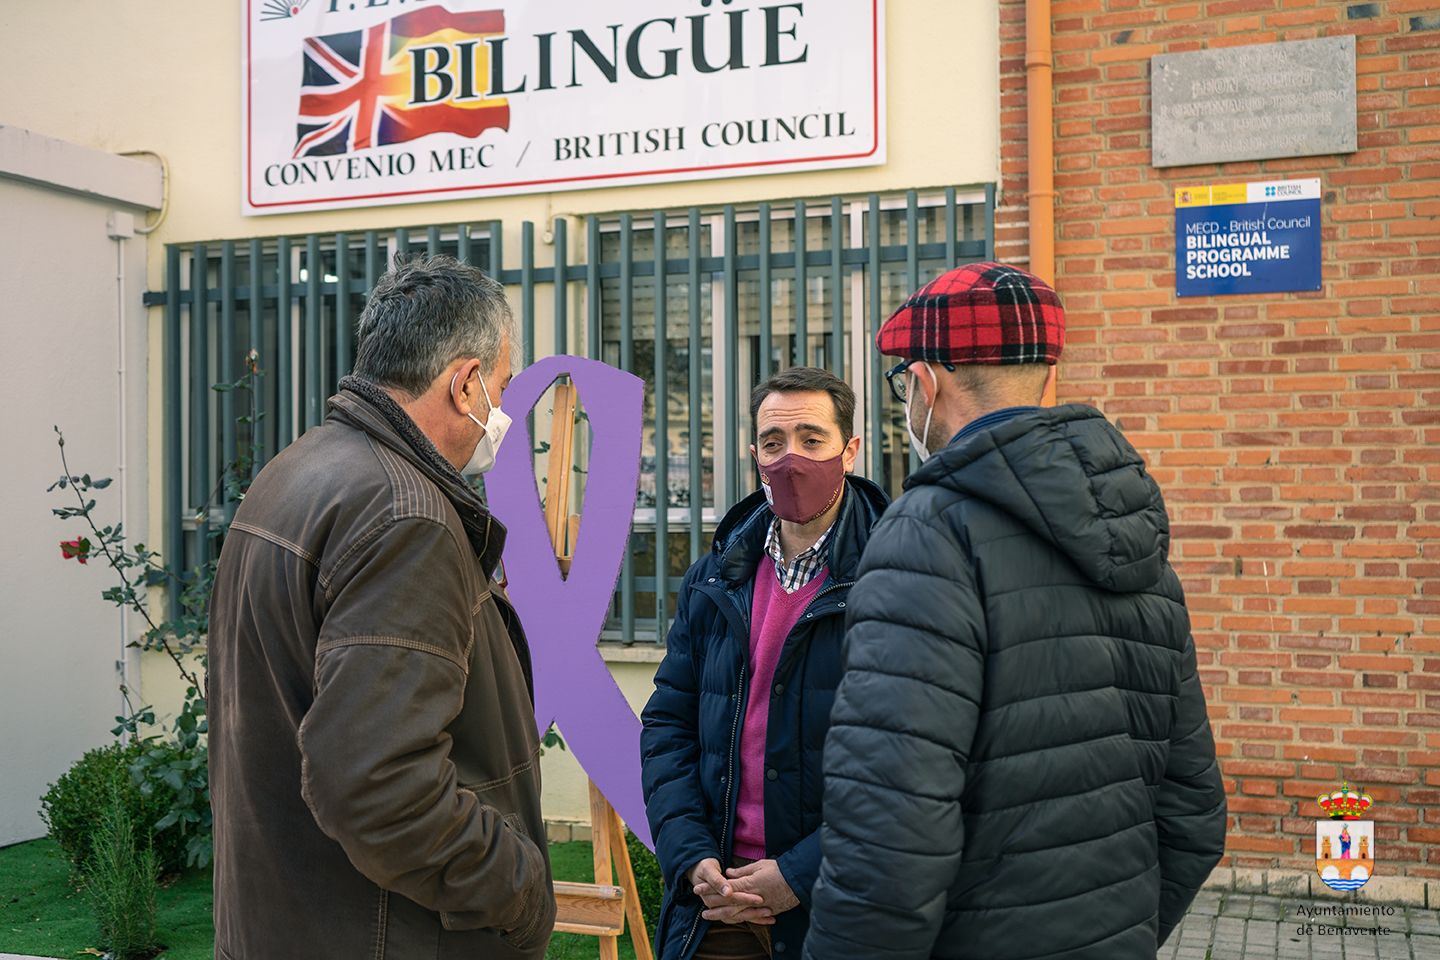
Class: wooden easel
543,379,654,960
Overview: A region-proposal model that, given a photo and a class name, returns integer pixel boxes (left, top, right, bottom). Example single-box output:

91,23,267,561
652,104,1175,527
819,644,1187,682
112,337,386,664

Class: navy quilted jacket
641,475,889,960
804,404,1227,960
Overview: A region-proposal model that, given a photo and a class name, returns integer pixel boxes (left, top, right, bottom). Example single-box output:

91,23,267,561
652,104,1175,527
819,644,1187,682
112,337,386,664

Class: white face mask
452,368,512,476
904,364,936,461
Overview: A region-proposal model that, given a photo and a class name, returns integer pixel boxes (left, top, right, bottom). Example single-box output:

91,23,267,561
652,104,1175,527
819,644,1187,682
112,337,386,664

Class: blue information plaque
1175,178,1322,298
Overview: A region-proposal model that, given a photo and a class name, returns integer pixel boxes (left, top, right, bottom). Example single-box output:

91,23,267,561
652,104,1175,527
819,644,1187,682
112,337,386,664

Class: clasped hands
687,857,799,925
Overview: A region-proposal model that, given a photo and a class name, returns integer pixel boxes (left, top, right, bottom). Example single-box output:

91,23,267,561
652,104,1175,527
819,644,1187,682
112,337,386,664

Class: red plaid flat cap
877,262,1065,365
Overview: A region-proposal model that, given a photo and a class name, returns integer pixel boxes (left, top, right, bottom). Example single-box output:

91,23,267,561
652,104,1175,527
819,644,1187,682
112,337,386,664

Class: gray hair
353,254,517,397
948,363,1050,406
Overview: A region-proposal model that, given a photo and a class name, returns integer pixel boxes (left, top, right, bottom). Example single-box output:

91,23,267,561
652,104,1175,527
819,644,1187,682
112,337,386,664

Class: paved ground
5,892,1439,960
1164,890,1440,960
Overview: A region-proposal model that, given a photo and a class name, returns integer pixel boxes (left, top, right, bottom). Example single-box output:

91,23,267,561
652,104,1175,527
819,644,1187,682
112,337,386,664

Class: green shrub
625,830,664,933
82,781,160,960
40,739,186,876
131,732,212,869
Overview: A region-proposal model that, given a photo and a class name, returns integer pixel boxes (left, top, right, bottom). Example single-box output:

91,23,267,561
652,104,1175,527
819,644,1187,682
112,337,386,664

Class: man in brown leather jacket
209,255,555,959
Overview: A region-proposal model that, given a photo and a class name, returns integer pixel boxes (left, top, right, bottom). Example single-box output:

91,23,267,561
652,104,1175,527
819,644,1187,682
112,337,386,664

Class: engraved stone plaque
1151,36,1356,168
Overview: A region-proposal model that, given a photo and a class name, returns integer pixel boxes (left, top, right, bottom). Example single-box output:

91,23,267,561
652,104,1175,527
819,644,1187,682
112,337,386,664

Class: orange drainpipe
1027,0,1059,407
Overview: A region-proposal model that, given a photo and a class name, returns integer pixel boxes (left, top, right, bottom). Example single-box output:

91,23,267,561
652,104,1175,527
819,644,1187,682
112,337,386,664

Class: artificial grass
0,838,212,960
0,838,646,960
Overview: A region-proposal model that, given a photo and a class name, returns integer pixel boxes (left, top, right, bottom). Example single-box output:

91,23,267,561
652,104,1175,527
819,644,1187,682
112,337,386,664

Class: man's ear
915,361,941,406
450,358,482,415
842,434,861,473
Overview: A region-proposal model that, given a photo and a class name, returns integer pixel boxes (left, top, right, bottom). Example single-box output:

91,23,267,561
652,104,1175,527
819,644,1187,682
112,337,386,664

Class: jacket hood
906,404,1170,593
711,474,890,587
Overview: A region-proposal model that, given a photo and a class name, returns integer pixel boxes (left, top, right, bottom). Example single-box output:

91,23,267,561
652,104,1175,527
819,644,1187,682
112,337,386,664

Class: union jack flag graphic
293,6,510,158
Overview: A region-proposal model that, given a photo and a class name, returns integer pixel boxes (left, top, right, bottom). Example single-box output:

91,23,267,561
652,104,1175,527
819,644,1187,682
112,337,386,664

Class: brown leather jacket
210,382,555,959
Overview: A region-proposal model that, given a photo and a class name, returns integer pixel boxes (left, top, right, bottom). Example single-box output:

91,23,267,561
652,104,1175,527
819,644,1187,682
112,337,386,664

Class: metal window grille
148,185,995,640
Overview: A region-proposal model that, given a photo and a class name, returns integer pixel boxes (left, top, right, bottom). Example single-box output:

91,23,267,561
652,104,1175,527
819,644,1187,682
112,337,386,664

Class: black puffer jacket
804,404,1226,960
642,476,889,960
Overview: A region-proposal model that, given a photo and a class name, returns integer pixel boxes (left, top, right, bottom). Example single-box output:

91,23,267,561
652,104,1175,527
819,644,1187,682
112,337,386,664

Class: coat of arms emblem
1315,782,1375,891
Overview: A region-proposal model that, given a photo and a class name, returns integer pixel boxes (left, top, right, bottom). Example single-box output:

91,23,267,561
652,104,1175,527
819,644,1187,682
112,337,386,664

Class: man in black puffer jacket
643,368,889,960
805,263,1227,960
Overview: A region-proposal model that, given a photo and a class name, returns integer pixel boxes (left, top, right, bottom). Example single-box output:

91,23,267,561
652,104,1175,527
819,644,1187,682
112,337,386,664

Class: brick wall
998,0,1440,879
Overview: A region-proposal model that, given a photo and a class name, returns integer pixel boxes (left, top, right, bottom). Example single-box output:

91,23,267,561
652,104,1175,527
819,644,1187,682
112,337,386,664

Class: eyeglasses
885,359,956,404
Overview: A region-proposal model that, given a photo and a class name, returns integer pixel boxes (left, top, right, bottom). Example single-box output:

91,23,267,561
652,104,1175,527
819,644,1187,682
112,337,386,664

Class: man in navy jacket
642,367,889,960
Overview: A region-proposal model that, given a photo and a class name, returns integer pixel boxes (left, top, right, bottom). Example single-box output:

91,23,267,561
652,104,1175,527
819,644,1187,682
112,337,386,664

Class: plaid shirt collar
765,516,833,594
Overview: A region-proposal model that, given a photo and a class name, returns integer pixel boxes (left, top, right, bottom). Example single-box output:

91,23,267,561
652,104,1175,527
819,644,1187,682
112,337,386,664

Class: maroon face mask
758,452,845,524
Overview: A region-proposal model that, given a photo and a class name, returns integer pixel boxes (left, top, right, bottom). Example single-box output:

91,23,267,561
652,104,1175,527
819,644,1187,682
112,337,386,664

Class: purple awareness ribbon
484,355,653,848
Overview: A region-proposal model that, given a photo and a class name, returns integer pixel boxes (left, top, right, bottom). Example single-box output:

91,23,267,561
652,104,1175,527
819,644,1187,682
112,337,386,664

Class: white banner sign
243,0,886,215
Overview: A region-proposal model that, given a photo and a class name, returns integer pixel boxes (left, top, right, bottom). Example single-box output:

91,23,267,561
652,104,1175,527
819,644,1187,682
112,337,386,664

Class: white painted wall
0,129,159,846
0,2,1001,291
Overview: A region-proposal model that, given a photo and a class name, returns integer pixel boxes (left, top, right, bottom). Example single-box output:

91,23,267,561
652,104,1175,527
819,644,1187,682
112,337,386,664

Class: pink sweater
731,559,827,860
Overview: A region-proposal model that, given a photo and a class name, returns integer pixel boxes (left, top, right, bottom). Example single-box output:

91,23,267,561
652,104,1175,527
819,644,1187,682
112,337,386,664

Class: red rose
60,538,91,564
